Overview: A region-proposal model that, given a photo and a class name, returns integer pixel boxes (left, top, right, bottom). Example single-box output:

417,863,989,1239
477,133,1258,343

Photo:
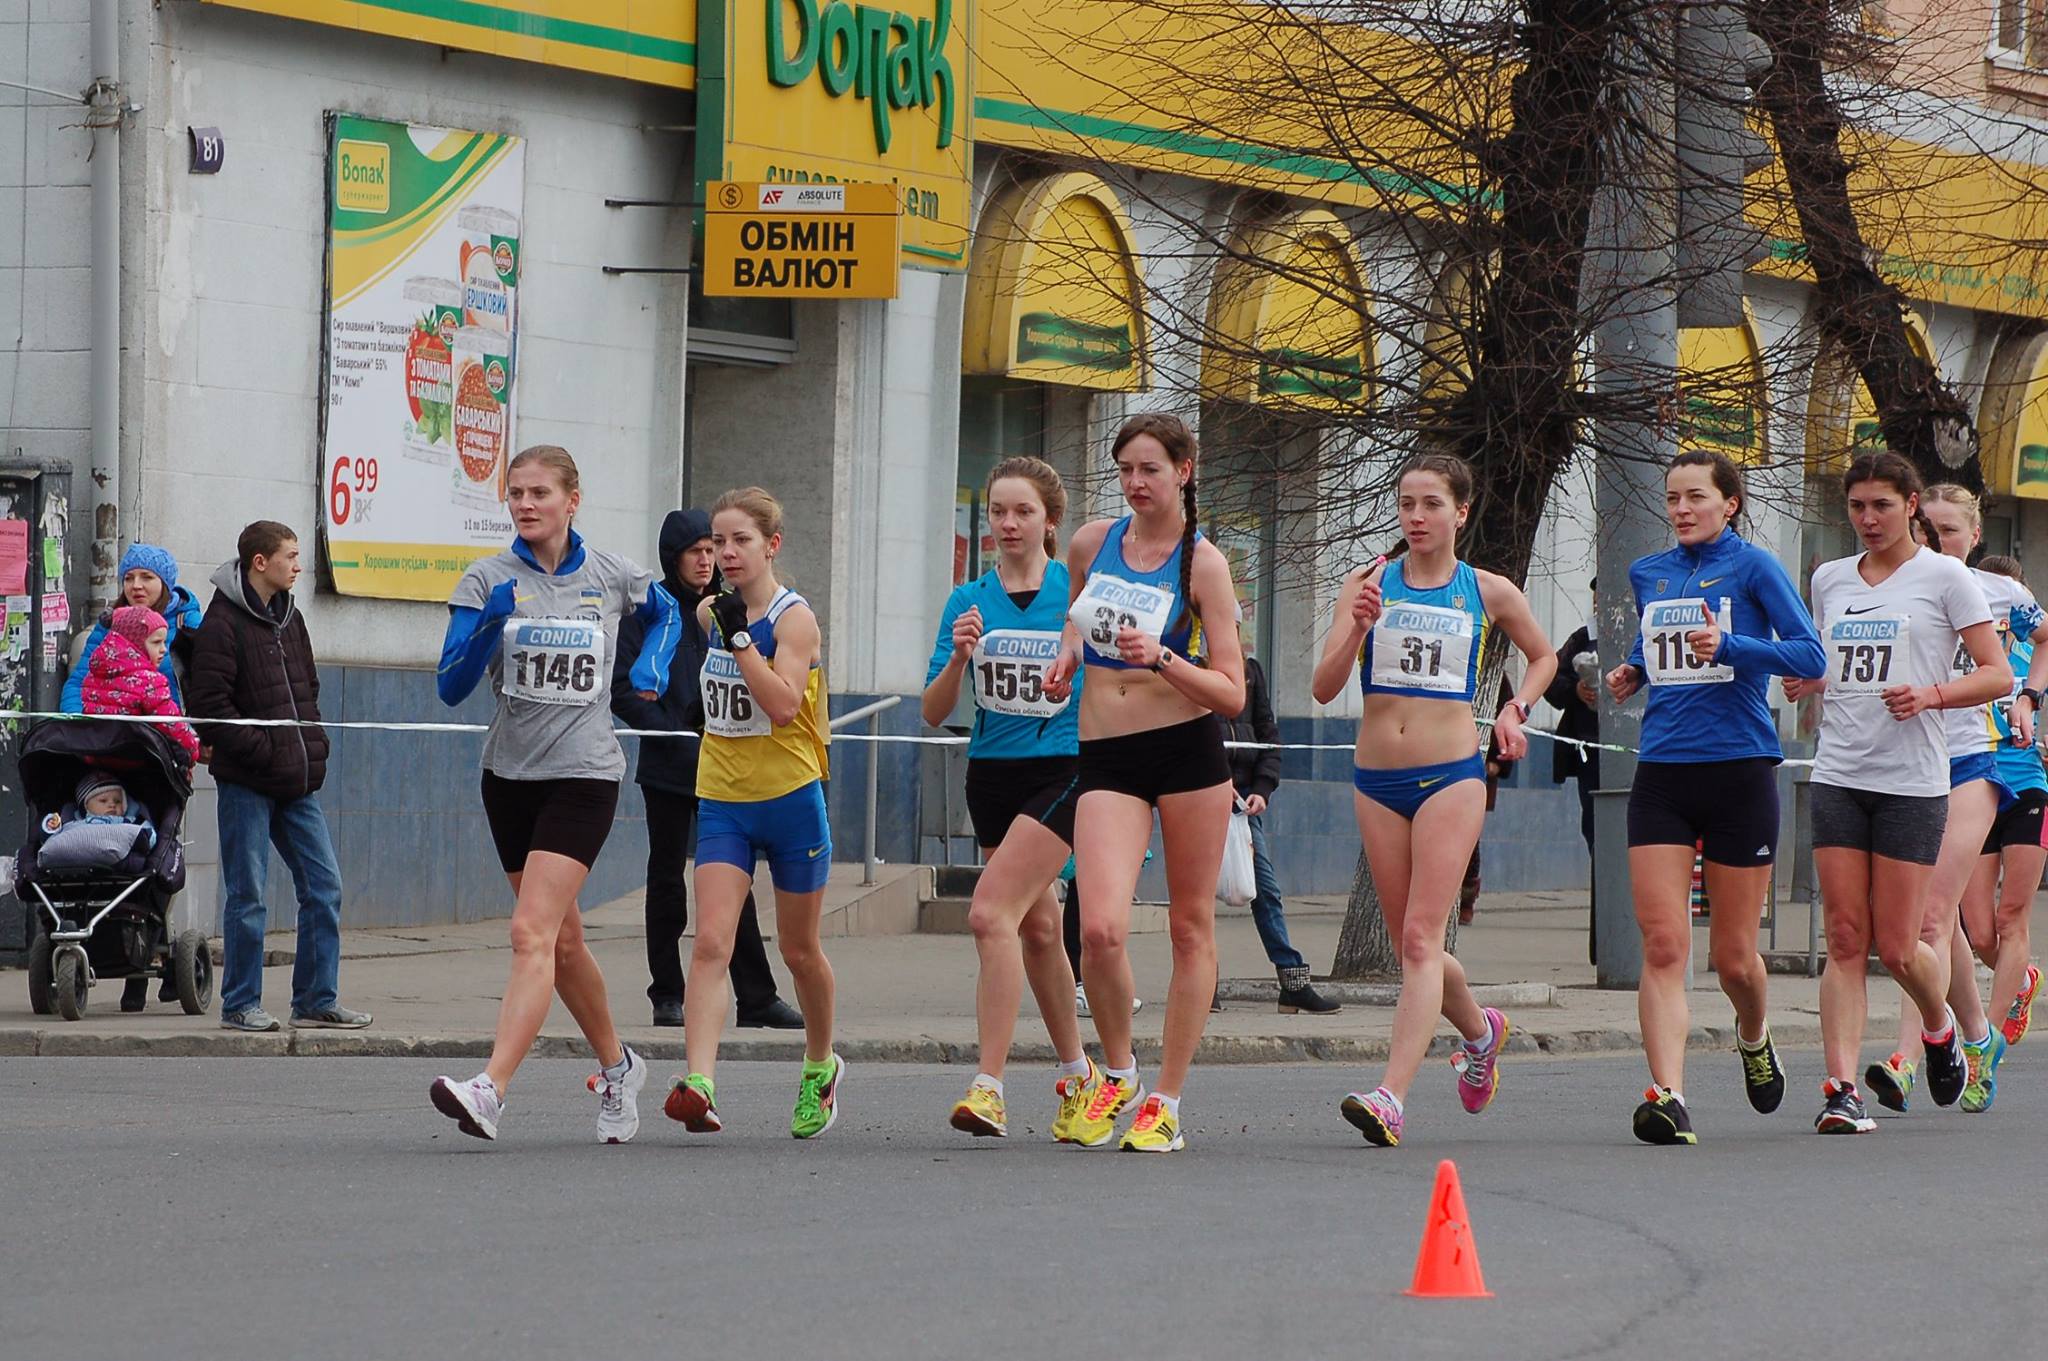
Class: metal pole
863,712,880,886
88,0,122,618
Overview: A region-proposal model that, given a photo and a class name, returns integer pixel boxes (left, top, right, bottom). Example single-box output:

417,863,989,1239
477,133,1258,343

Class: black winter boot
1277,966,1340,1015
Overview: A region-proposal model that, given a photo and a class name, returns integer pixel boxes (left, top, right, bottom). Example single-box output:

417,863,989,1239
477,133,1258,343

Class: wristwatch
2022,687,2044,708
1504,699,1531,723
1150,649,1174,673
729,629,754,652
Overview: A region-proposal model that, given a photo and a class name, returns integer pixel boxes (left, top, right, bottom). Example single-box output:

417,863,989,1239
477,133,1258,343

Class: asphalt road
4,1051,2040,1360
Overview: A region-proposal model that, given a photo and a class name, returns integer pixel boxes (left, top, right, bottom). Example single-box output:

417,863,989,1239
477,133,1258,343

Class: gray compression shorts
1809,783,1948,867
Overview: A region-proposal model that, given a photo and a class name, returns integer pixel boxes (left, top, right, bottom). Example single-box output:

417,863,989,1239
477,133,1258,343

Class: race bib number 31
1369,602,1475,694
701,649,772,738
1641,598,1733,687
1070,573,1174,658
972,629,1068,718
1827,614,1907,696
502,618,604,706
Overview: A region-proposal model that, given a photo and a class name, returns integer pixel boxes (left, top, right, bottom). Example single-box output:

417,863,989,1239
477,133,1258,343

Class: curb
1214,979,1556,1008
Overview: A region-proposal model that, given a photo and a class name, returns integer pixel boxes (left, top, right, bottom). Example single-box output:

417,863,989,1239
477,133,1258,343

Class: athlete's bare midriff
1079,664,1208,741
1354,692,1481,770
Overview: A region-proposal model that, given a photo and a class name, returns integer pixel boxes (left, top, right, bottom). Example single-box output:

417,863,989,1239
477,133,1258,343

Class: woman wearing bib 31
1312,453,1555,1148
1603,450,1825,1145
664,488,841,1139
429,445,681,1143
1042,413,1246,1154
1784,453,2011,1134
922,457,1097,1140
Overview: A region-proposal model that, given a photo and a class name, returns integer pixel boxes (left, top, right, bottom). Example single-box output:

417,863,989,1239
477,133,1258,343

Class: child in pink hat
80,605,200,762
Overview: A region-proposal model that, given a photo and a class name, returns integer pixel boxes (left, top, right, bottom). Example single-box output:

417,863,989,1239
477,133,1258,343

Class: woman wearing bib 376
1603,450,1826,1145
922,457,1097,1141
1783,453,2011,1134
663,488,842,1140
430,445,682,1144
1041,413,1246,1154
1312,453,1555,1148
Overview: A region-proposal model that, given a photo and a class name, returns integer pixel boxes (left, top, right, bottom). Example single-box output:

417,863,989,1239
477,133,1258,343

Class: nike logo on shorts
1418,777,1444,789
807,846,825,859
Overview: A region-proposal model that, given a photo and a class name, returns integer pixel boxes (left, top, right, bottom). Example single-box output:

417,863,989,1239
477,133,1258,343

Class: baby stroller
13,718,212,1021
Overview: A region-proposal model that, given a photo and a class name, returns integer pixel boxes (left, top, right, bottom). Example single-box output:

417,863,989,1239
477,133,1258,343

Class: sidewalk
0,882,1869,1066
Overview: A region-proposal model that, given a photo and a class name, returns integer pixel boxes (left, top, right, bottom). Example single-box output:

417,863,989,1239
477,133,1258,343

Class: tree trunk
1747,0,1982,491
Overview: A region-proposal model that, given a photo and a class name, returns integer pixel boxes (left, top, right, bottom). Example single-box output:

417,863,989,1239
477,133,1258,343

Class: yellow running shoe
1118,1094,1184,1152
1050,1058,1102,1144
1067,1070,1143,1148
950,1082,1008,1138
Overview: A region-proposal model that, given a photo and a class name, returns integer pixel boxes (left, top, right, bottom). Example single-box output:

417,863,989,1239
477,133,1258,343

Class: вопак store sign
766,0,959,156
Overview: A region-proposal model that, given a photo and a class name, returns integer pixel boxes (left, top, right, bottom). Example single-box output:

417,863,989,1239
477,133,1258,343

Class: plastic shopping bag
1218,807,1256,907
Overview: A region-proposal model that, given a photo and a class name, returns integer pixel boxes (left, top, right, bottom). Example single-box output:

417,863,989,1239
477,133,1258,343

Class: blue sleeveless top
1079,518,1205,671
1359,559,1489,702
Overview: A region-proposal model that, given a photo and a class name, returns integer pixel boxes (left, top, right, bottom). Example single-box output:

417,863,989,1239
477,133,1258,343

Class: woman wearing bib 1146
1603,449,1826,1146
1041,413,1246,1154
663,488,842,1140
1312,453,1555,1148
922,457,1097,1141
429,445,682,1144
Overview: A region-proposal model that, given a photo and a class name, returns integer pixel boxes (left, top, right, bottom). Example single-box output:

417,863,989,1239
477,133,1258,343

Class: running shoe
1340,1086,1403,1147
1632,1086,1696,1146
1118,1095,1184,1152
1451,1007,1509,1114
1961,1032,2006,1113
1050,1058,1102,1144
950,1081,1008,1138
1738,1028,1787,1114
1074,983,1090,1019
1814,1079,1875,1134
430,1073,503,1142
792,1054,844,1140
591,1046,646,1144
663,1072,722,1132
1068,1071,1143,1148
1863,1052,1915,1112
2003,965,2041,1047
1924,1021,1968,1108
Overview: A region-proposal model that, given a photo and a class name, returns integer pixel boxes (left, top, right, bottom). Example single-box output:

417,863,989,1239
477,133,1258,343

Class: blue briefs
1949,751,2015,813
1351,752,1488,821
696,781,833,893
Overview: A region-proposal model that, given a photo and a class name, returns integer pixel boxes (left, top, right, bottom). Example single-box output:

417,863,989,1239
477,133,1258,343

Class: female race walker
1042,412,1246,1153
1861,484,2046,1114
663,488,842,1139
1313,452,1554,1148
1785,453,2011,1134
430,445,680,1143
1962,556,2048,1057
921,457,1099,1140
1604,449,1825,1145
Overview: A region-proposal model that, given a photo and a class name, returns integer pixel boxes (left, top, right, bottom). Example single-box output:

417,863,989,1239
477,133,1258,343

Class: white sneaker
431,1074,503,1141
1075,983,1091,1018
594,1045,646,1144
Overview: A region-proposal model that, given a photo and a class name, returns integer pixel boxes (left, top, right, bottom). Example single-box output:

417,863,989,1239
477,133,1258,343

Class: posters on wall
320,114,525,601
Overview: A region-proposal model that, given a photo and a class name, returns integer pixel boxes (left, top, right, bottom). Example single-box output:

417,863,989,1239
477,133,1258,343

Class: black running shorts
964,756,1080,850
1983,788,2048,855
480,771,620,873
1627,757,1781,866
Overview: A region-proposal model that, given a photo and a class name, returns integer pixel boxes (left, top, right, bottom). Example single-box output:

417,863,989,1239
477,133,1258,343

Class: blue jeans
216,780,344,1017
1247,813,1306,973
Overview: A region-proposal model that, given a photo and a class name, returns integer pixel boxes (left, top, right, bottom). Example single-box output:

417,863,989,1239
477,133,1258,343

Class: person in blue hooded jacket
62,543,204,713
1604,448,1827,1146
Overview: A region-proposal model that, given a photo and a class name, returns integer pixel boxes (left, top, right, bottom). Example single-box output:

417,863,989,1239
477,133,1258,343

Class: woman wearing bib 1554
922,458,1098,1141
1603,449,1826,1146
1783,453,2011,1134
663,488,842,1140
1312,453,1555,1148
429,445,682,1144
1041,413,1246,1154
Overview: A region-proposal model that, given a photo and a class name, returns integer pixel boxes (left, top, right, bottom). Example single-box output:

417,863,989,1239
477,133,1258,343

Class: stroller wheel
53,949,88,1022
173,930,214,1016
27,935,55,1016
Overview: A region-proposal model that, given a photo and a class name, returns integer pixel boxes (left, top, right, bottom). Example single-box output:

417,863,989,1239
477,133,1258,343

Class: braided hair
1110,412,1201,635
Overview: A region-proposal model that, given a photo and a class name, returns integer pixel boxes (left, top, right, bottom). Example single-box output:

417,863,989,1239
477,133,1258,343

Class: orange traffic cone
1405,1159,1492,1298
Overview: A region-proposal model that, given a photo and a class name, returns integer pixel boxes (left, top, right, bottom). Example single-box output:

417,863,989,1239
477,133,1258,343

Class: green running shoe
792,1053,844,1139
1864,1053,1915,1113
1961,1032,2005,1113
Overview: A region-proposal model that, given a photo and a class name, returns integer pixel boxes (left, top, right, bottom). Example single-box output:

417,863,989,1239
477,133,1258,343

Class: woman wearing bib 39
1603,450,1826,1145
664,488,841,1139
922,457,1096,1140
429,445,681,1143
1784,453,2011,1134
1041,413,1246,1154
1312,453,1555,1148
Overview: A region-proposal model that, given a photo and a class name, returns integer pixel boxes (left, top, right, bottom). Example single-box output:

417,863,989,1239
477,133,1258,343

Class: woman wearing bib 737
1603,449,1826,1146
1312,453,1555,1148
663,487,842,1140
1041,413,1247,1154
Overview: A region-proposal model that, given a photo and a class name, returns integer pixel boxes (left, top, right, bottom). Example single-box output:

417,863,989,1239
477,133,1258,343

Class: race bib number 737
1826,614,1906,696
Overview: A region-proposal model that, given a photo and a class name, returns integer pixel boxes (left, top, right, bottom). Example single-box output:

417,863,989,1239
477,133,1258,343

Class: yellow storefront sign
1677,307,1768,462
1203,209,1371,412
703,180,901,297
1804,308,1936,476
1981,330,2048,500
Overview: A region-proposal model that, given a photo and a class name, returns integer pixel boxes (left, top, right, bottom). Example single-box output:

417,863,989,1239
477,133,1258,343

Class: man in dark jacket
1221,642,1338,1014
1543,582,1601,965
185,521,369,1033
612,508,800,1029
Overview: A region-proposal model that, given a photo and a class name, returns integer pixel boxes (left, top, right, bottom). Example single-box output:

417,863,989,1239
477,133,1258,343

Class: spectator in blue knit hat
62,543,204,713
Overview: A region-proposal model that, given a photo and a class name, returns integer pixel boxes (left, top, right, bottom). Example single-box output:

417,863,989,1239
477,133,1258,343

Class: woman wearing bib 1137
1312,453,1555,1148
430,445,682,1144
1603,449,1826,1145
1041,413,1247,1154
922,457,1097,1141
663,487,842,1140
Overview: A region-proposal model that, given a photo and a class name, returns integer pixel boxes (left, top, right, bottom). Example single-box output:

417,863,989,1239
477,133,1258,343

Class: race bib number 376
701,649,772,739
1826,614,1906,696
502,618,604,706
